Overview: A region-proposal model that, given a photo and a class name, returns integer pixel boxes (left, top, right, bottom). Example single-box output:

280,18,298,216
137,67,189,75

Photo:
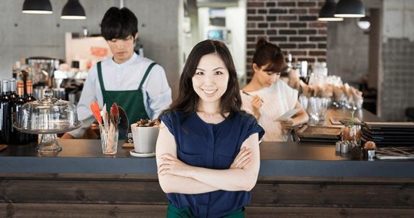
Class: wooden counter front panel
1,175,413,217
251,182,414,208
0,177,165,204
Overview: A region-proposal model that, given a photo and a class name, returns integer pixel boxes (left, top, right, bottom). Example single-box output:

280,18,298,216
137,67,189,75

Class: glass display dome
14,90,81,153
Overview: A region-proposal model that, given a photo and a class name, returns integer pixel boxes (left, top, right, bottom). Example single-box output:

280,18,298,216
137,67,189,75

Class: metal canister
367,150,375,161
335,141,341,153
340,142,349,154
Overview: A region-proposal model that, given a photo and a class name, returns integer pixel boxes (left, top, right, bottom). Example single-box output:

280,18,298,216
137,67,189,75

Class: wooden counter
1,109,413,217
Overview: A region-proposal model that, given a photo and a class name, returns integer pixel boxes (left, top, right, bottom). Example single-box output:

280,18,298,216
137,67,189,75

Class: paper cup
130,124,159,154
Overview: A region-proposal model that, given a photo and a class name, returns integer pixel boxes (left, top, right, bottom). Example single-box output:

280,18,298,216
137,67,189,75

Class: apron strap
97,61,106,91
138,62,157,90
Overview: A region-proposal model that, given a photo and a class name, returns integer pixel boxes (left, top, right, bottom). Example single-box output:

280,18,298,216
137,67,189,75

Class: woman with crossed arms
156,40,264,217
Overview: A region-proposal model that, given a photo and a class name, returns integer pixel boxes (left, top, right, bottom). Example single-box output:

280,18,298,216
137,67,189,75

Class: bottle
23,80,38,144
0,80,12,144
299,61,309,84
9,79,19,143
287,53,293,69
12,80,28,144
9,78,18,103
25,80,36,102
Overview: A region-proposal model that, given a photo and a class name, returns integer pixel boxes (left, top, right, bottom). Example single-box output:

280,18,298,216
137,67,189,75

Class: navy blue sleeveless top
160,111,264,218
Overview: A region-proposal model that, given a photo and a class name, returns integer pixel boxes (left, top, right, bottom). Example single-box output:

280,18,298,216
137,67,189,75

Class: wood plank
0,203,167,218
1,204,413,218
251,183,414,208
245,206,414,218
2,178,414,208
0,179,166,204
0,173,158,180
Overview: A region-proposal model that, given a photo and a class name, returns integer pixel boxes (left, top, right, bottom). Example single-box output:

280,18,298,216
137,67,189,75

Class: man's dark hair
100,7,138,41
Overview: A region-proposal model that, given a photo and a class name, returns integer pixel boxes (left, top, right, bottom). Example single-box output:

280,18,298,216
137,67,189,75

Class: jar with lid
14,89,80,153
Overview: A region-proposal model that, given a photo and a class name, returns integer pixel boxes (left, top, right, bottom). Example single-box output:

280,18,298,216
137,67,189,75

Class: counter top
1,139,413,180
1,109,412,181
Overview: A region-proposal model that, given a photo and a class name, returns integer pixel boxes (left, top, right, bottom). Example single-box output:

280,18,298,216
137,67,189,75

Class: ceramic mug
130,124,159,154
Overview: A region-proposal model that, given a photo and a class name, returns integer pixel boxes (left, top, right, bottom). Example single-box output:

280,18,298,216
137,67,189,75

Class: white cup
130,124,159,154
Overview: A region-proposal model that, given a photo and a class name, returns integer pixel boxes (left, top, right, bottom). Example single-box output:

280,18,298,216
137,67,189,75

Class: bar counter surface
1,109,413,217
1,139,414,179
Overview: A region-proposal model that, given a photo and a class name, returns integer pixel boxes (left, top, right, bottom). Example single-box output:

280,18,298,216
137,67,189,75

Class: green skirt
167,204,245,218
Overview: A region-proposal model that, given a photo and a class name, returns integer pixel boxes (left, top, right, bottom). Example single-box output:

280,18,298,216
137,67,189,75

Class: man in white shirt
63,7,171,139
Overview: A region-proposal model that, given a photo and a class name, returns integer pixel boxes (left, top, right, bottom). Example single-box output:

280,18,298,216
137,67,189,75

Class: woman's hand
251,96,263,119
158,153,192,177
251,95,263,110
230,147,251,169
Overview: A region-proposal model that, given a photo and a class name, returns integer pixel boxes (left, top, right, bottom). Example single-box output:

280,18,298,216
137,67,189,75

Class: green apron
97,61,156,138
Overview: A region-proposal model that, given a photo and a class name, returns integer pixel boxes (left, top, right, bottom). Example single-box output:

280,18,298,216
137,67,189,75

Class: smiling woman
156,39,264,217
192,53,229,110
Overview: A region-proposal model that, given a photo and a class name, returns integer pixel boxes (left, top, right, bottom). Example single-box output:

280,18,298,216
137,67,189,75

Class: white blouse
241,80,298,142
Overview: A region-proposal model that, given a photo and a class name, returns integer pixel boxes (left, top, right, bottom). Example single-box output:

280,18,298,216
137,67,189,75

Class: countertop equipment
14,90,81,153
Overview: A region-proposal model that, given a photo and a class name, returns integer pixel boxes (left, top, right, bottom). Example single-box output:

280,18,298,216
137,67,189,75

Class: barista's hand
280,118,295,130
251,95,263,111
230,147,251,169
61,133,75,139
251,96,263,119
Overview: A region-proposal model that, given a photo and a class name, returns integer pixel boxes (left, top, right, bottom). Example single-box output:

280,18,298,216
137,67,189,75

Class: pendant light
357,16,370,31
335,0,365,18
318,0,343,22
61,0,86,20
22,0,53,14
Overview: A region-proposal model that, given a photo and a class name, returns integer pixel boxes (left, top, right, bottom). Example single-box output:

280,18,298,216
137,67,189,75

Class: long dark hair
253,38,285,72
165,40,241,116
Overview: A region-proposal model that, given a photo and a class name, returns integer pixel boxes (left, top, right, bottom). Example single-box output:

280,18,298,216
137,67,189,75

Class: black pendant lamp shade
61,0,86,20
22,0,53,14
335,0,365,18
318,0,343,21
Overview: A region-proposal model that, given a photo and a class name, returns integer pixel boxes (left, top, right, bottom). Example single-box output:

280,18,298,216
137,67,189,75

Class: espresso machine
25,57,60,99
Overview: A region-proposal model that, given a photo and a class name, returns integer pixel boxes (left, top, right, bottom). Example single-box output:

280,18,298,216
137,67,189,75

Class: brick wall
246,0,327,79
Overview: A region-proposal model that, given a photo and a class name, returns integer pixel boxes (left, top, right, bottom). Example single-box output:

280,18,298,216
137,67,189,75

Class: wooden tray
376,147,414,160
364,122,414,130
296,125,342,140
362,126,414,136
